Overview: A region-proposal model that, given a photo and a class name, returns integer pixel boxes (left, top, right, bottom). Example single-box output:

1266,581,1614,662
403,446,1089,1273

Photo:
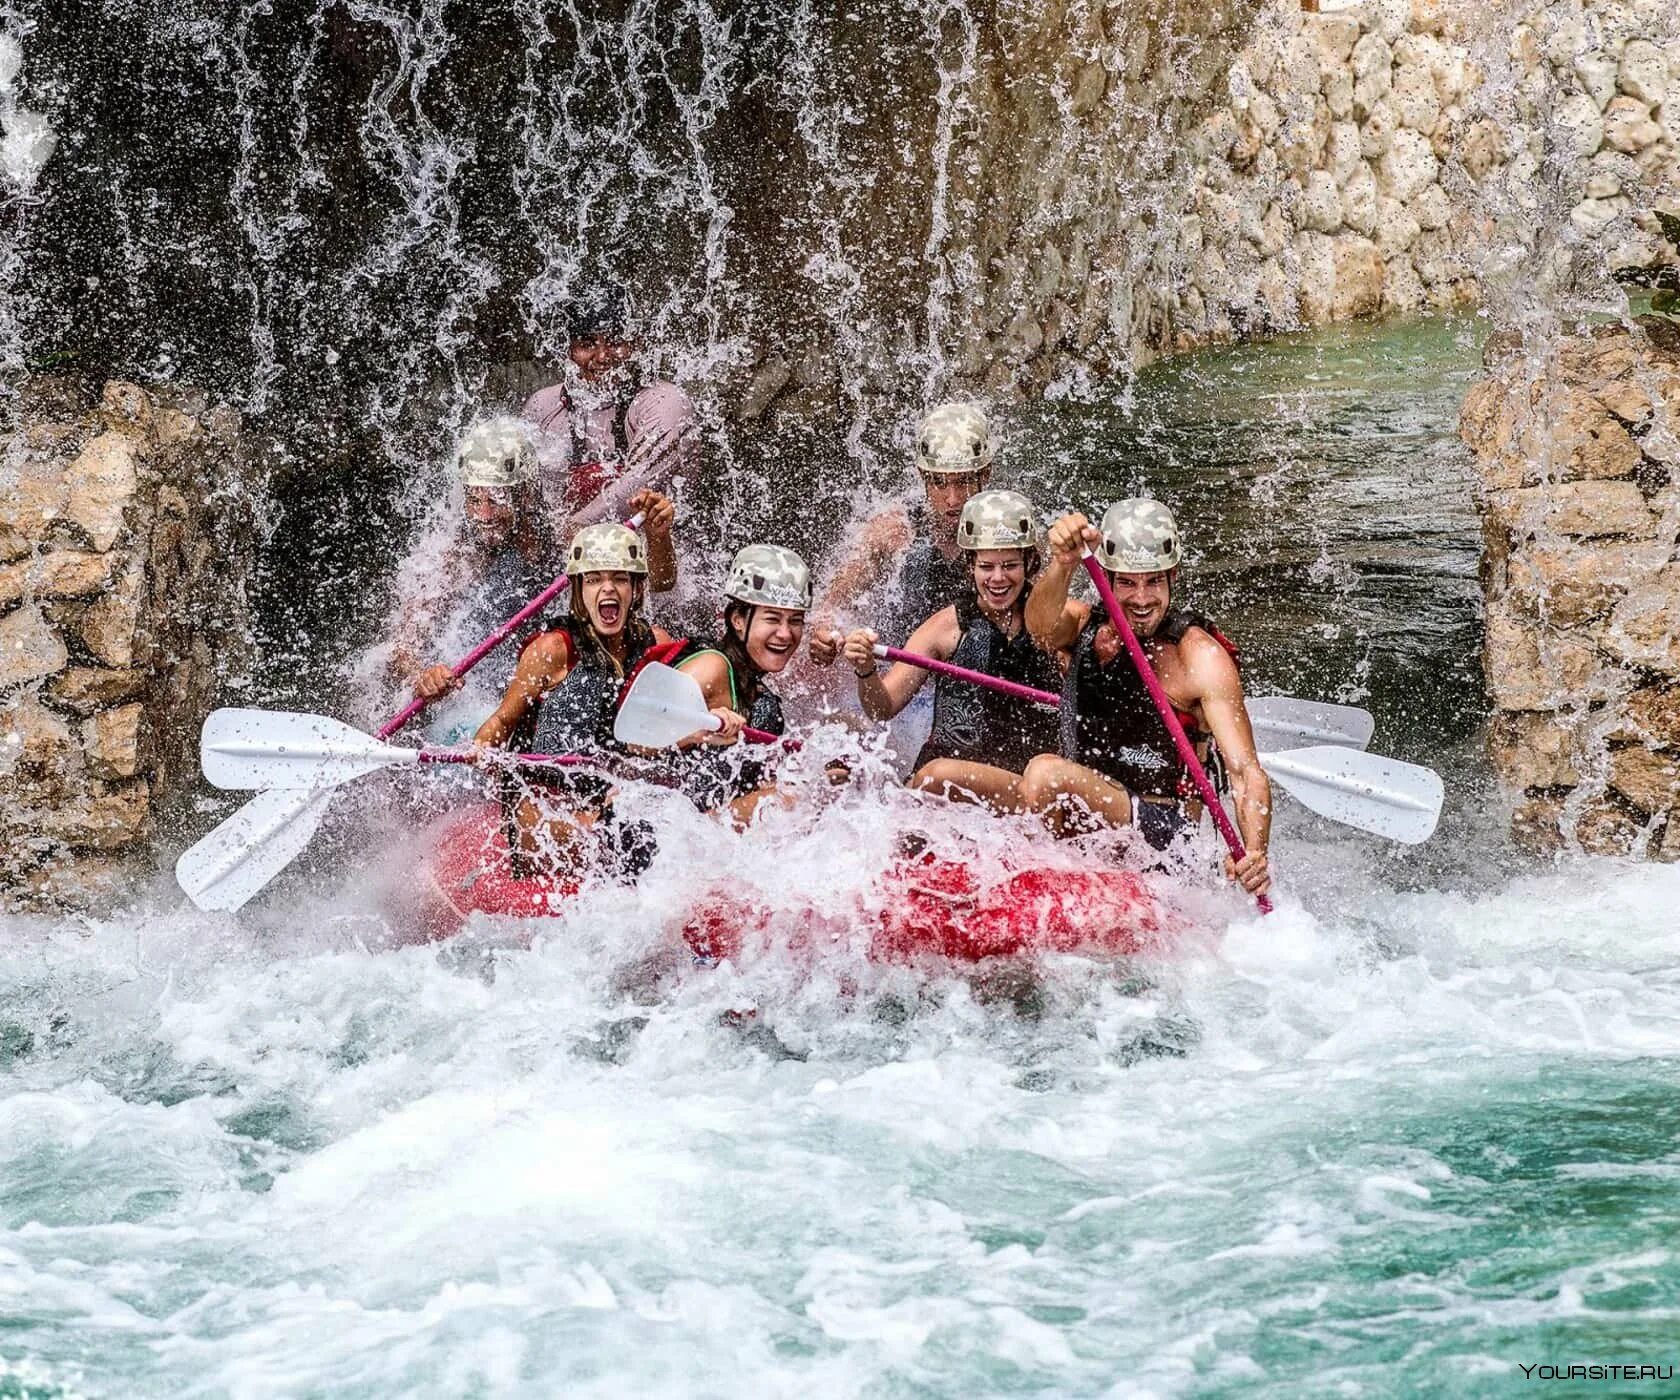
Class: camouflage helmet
566,522,648,576
458,416,538,489
957,489,1038,552
1097,498,1182,574
724,544,812,610
915,402,993,475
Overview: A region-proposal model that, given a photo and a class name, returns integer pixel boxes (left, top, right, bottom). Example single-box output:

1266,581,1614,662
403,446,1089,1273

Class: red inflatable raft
417,803,1171,963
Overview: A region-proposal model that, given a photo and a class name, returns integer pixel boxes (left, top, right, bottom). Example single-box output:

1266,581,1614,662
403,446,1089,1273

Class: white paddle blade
175,786,336,912
201,708,417,789
1248,697,1374,754
1266,745,1443,845
612,662,720,749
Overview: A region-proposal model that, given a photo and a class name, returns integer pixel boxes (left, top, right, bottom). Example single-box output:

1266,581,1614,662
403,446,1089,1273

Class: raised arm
809,505,914,666
629,488,677,593
474,631,573,748
1026,513,1094,653
1186,631,1272,897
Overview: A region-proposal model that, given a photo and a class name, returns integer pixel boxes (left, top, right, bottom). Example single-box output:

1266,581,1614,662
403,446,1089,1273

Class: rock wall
1462,318,1680,858
1169,0,1680,349
0,381,254,908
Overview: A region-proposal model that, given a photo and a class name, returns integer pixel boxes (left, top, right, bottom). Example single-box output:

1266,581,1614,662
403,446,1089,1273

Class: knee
908,760,954,793
1016,754,1062,810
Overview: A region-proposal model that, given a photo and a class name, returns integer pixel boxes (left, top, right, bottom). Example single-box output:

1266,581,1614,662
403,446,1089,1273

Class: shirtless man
1020,498,1272,898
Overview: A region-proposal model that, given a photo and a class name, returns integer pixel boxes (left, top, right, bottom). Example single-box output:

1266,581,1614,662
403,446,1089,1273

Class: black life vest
528,627,656,758
642,637,786,811
914,597,1062,775
1059,609,1239,801
887,508,970,640
459,546,553,694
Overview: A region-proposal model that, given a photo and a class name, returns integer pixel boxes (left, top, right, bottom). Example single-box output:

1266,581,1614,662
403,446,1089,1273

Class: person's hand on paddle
1225,847,1271,898
679,707,746,749
841,628,880,678
1046,512,1100,570
629,488,674,543
808,624,843,668
413,664,460,701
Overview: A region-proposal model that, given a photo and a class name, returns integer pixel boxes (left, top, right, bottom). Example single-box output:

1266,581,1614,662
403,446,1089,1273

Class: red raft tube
416,803,1171,963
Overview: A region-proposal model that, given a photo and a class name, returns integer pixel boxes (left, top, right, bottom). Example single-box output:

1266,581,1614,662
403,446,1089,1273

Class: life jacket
530,389,635,516
457,546,553,694
637,637,786,811
527,626,657,758
914,597,1062,775
887,507,970,640
1059,609,1240,802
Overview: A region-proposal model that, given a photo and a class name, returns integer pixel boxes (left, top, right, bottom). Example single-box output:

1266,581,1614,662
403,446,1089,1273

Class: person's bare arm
809,506,914,666
631,489,678,593
675,651,747,746
1186,632,1272,897
474,632,572,748
842,606,955,720
1026,514,1094,653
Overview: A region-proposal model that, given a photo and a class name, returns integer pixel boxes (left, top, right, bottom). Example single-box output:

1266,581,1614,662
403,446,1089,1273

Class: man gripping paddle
1021,498,1273,899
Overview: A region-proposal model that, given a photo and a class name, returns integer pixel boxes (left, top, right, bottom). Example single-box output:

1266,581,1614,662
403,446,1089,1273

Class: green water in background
8,313,1680,1399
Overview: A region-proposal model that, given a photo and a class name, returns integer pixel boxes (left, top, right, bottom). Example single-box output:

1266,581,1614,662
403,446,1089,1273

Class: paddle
1264,745,1442,845
613,662,782,748
868,641,1373,754
201,707,607,789
1081,551,1272,914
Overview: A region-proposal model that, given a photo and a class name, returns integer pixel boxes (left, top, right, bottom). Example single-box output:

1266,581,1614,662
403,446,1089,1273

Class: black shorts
1133,796,1191,851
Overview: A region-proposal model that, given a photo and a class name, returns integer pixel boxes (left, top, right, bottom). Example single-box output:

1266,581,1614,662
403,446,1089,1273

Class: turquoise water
6,317,1680,1398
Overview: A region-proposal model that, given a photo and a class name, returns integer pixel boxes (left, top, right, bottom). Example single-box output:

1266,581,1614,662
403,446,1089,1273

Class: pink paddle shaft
416,750,594,769
1080,552,1272,916
876,644,1058,709
376,511,647,740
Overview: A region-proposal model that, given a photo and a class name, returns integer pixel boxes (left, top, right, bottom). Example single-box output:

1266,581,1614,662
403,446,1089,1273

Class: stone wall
1461,317,1680,858
1168,0,1680,349
0,380,253,908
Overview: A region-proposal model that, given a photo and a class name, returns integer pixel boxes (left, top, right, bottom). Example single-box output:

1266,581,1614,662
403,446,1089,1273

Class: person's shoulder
1178,624,1240,683
521,383,571,422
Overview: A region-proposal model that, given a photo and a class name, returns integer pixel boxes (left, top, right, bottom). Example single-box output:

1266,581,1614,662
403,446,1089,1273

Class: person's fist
1225,849,1271,898
629,489,674,538
842,628,881,678
414,664,459,700
808,625,843,668
1046,512,1097,563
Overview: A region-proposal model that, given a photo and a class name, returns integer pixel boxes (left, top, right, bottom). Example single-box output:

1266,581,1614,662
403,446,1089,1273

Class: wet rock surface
1463,318,1680,857
0,379,255,909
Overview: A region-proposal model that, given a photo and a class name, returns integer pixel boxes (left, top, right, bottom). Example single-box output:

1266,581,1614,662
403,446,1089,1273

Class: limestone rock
1293,230,1337,324
1554,93,1605,162
1371,0,1409,43
1512,792,1566,852
1351,31,1392,83
1609,746,1680,815
1457,119,1506,179
1258,201,1287,258
1618,39,1669,106
1313,13,1362,77
0,694,75,780
1505,541,1669,625
1303,170,1344,233
1483,605,1599,711
82,703,143,781
1575,795,1644,857
0,551,112,609
1409,0,1446,35
1353,65,1393,124
1360,99,1398,158
1329,121,1364,184
1411,182,1450,231
1528,389,1643,480
1620,685,1680,747
1381,257,1426,312
1575,50,1620,111
1379,128,1439,202
1341,163,1379,235
99,380,154,436
1540,479,1655,537
1392,60,1441,132
43,666,147,715
39,779,150,851
0,607,68,692
1375,195,1421,255
1606,566,1680,675
1489,711,1583,789
62,433,140,552
1331,236,1385,319
1603,95,1662,153
1325,67,1355,121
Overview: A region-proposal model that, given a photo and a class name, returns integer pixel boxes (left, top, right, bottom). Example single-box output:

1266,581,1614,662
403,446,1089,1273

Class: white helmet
724,544,812,610
566,522,648,576
1097,499,1182,573
916,402,993,475
459,416,538,489
957,489,1038,552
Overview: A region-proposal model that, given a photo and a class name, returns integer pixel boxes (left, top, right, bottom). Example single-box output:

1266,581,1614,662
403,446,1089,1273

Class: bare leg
1016,754,1134,836
513,794,598,872
722,784,793,829
909,758,1028,813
